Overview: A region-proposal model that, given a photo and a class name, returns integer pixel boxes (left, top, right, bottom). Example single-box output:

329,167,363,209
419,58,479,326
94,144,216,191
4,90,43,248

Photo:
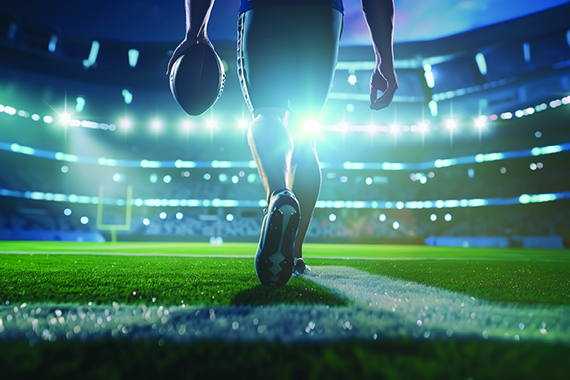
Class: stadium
1,1,569,378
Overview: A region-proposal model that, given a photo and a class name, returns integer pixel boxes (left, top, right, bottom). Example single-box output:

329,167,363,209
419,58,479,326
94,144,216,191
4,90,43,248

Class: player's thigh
238,7,297,113
289,6,343,124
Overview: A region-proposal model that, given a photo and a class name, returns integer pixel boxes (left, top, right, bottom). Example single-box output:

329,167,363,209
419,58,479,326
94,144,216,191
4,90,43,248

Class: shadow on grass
230,277,347,307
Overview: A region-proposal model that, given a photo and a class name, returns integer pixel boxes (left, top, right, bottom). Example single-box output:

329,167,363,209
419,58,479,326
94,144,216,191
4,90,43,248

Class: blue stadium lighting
428,100,438,117
430,214,437,222
329,213,337,222
176,212,184,220
163,175,172,183
159,212,167,220
83,40,100,69
392,221,400,230
48,34,58,53
523,42,531,63
43,115,53,123
63,208,72,216
379,214,386,222
475,53,487,75
143,218,150,226
445,214,452,222
2,141,570,172
122,89,133,105
80,216,89,224
75,97,85,113
346,103,355,113
150,118,163,133
423,64,435,88
226,214,234,222
128,49,140,68
348,74,357,85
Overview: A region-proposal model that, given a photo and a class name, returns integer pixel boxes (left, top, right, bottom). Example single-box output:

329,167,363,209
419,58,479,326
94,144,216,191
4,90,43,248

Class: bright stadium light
159,212,167,220
379,213,386,222
176,212,184,220
80,216,89,224
392,221,400,230
150,118,163,133
348,74,357,85
75,97,85,113
329,213,337,222
207,119,217,130
128,49,140,68
122,89,133,104
475,52,487,75
474,116,487,130
119,117,132,131
83,40,99,68
445,119,457,130
143,218,150,226
424,64,435,88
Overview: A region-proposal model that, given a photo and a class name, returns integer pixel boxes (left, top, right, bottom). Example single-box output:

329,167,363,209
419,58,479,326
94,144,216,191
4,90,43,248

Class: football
169,43,225,116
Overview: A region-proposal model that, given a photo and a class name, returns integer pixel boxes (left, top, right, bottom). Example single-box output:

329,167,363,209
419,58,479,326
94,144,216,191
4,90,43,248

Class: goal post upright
97,184,133,243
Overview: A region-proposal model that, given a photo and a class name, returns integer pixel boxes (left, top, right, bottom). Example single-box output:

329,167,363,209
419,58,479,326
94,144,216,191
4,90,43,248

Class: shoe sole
255,203,299,286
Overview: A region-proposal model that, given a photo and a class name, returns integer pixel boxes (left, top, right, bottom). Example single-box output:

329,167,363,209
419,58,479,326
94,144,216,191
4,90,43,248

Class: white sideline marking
305,266,570,343
0,266,569,345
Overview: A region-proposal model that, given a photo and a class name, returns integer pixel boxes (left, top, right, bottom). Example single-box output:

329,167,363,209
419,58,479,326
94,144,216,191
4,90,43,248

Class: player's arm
361,0,398,110
167,0,216,75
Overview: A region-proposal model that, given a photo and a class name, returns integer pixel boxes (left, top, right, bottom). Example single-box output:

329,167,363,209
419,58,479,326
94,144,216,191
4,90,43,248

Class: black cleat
255,189,300,286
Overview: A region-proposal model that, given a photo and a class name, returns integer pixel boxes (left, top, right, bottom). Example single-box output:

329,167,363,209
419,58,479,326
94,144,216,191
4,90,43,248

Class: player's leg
287,6,343,262
237,7,301,285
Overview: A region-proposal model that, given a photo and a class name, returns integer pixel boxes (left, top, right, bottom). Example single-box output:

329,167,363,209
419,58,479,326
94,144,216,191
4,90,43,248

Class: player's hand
369,66,398,110
166,37,213,76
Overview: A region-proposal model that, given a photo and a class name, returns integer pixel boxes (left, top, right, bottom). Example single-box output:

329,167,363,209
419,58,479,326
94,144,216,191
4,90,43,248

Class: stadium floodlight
423,64,435,88
348,74,357,85
474,116,487,130
428,100,438,117
80,216,89,224
122,89,133,105
83,40,100,69
150,118,163,133
176,212,183,220
75,97,85,113
118,117,132,131
207,119,217,130
379,213,386,222
49,34,58,53
128,49,140,68
329,213,337,222
445,119,457,130
392,221,400,230
444,213,452,222
59,112,71,126
430,214,437,222
475,53,487,76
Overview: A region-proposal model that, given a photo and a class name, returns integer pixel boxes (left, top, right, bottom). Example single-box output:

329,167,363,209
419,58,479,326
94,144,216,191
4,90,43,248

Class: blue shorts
237,5,343,121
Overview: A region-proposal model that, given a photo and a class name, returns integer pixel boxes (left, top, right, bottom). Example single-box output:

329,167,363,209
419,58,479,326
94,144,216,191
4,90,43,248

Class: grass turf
0,255,345,307
1,242,569,306
1,242,569,379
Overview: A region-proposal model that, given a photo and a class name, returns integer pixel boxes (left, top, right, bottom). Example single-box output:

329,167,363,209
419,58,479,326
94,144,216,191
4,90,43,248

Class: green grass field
1,242,569,379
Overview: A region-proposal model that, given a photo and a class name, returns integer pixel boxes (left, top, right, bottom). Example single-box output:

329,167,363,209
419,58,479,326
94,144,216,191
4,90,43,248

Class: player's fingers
370,82,398,110
166,39,203,76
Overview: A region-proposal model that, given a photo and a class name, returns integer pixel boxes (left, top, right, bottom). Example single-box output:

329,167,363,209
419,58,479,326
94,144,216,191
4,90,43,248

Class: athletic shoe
255,189,300,286
293,257,311,276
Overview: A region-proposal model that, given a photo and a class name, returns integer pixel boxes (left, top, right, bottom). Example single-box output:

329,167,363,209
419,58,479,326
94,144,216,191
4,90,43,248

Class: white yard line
1,266,569,345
